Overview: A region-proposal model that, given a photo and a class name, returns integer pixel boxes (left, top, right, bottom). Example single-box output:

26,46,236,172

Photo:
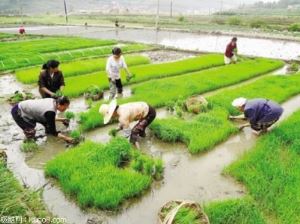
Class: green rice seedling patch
63,54,225,97
78,58,283,132
16,55,150,84
152,74,300,153
226,110,300,224
45,137,163,209
205,197,266,224
0,160,49,218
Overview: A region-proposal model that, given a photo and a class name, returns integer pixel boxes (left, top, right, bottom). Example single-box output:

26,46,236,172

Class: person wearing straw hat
230,97,283,134
99,100,156,148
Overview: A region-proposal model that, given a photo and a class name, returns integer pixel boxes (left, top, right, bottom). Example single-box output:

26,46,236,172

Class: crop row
78,58,283,132
16,54,151,84
63,54,224,97
1,42,150,72
151,74,300,153
227,108,300,224
45,137,163,209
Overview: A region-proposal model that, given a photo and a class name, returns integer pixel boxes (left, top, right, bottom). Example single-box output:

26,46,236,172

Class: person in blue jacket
230,97,283,134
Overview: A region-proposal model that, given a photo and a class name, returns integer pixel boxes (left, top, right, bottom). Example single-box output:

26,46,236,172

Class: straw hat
99,99,117,124
232,97,247,107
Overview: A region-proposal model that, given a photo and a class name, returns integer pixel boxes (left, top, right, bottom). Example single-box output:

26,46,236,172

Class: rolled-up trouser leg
11,104,36,139
115,79,123,94
109,80,117,99
130,105,156,144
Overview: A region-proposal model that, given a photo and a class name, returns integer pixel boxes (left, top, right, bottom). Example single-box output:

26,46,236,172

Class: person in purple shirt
230,97,283,134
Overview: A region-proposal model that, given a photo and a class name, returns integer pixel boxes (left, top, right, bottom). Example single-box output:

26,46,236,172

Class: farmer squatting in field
224,37,238,65
11,96,74,143
106,47,133,99
99,100,156,149
230,97,283,135
38,60,65,98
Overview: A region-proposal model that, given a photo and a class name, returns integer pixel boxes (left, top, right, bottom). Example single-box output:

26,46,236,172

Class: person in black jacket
38,60,65,98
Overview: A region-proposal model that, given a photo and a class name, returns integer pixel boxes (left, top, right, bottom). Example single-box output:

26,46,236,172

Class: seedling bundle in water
84,85,104,101
20,140,39,152
166,96,209,117
8,91,34,105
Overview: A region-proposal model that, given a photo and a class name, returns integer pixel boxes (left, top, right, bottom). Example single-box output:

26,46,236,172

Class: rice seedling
0,160,50,218
45,137,163,209
15,55,150,84
226,110,300,224
64,111,75,120
205,197,266,224
1,34,150,72
20,140,39,152
63,54,225,97
0,37,116,71
152,74,300,153
78,57,283,131
7,90,34,105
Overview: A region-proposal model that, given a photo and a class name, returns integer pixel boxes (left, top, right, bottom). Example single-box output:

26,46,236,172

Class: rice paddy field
1,30,300,224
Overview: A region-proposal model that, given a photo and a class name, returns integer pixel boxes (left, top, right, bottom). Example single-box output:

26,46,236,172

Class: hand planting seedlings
99,100,156,149
69,130,85,145
231,97,283,135
11,96,74,144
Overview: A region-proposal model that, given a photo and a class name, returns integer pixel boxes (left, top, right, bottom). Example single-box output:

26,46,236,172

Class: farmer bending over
99,100,156,148
230,97,283,135
106,47,132,100
224,37,238,65
11,96,74,143
38,60,65,98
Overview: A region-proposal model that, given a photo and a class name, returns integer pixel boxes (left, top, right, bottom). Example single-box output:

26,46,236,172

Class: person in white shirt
106,47,132,99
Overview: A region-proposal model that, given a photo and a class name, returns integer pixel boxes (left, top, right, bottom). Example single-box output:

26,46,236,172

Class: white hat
99,99,117,124
232,97,247,107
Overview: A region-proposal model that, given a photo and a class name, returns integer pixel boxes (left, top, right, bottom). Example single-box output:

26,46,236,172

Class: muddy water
1,26,300,60
2,92,297,224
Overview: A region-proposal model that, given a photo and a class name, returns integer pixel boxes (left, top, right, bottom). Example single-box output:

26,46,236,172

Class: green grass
78,57,283,132
205,198,266,224
0,160,50,219
226,110,300,224
63,54,225,97
152,73,300,153
45,137,163,209
0,35,151,72
15,54,150,84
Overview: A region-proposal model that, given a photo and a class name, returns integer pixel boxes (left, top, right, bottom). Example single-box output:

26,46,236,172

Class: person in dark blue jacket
230,97,283,134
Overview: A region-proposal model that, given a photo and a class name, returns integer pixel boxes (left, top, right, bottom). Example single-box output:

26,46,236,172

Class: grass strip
152,73,300,153
63,54,225,97
45,137,163,209
226,109,300,224
78,58,283,132
15,54,150,84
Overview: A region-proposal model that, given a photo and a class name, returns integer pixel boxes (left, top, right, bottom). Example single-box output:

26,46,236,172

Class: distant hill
0,0,276,15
